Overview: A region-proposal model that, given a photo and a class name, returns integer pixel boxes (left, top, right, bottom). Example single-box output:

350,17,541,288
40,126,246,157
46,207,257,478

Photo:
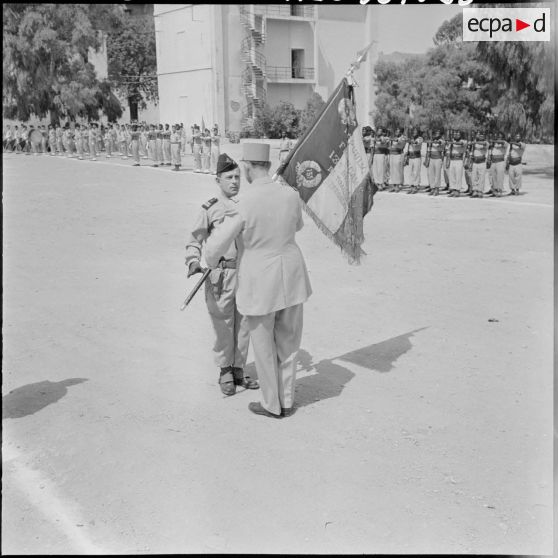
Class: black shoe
281,407,296,417
248,402,282,419
232,367,259,389
219,367,236,396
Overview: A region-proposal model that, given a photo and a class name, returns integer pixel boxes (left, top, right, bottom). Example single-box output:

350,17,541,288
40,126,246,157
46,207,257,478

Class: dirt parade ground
2,143,554,555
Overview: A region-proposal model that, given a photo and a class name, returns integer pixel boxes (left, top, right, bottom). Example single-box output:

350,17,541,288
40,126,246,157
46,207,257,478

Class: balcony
266,66,315,83
252,5,316,20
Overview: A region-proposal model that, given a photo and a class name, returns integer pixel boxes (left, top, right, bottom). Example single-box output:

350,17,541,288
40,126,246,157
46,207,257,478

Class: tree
106,13,158,122
3,3,124,124
477,41,554,138
433,14,463,46
298,92,325,137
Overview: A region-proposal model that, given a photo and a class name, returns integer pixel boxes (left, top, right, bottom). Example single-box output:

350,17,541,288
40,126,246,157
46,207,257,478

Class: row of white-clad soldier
363,127,527,198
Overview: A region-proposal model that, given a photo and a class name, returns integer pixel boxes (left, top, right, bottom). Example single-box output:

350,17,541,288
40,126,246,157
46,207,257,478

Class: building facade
153,4,377,133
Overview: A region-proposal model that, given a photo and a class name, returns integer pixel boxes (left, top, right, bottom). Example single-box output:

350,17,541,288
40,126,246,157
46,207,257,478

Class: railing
239,5,266,43
266,66,315,80
252,5,316,19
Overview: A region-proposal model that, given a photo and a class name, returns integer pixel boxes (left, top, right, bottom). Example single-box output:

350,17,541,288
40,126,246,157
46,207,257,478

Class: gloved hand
187,260,204,278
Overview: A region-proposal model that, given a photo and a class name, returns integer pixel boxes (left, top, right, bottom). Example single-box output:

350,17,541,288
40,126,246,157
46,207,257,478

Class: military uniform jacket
448,139,467,159
429,139,445,159
408,138,423,158
509,142,525,164
205,177,312,316
185,191,238,269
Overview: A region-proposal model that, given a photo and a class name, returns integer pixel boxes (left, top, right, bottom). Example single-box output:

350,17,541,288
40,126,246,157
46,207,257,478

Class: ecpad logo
463,8,550,42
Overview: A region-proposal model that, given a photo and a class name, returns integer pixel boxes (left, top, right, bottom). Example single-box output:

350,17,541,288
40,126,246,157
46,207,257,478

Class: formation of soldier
362,126,527,197
3,121,223,174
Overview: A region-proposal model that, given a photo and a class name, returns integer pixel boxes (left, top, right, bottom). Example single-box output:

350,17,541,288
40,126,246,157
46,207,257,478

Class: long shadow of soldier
294,328,427,408
2,378,88,420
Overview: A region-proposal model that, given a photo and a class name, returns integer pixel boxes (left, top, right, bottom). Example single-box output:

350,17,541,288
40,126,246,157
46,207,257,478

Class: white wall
266,84,314,110
264,20,314,68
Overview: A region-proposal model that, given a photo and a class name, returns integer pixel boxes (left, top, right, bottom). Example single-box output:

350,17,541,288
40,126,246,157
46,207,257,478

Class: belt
473,157,486,164
218,259,236,269
429,154,442,159
450,154,464,160
491,156,505,163
389,150,403,155
409,153,421,159
509,159,522,166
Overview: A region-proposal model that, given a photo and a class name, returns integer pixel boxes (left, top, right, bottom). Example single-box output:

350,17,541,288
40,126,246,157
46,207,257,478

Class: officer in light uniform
488,131,508,196
447,129,467,197
507,133,526,195
156,124,164,166
185,153,258,396
205,143,312,418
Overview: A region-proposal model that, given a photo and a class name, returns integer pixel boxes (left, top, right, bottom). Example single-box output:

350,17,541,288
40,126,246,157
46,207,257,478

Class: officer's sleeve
185,210,210,267
205,211,244,268
296,199,304,232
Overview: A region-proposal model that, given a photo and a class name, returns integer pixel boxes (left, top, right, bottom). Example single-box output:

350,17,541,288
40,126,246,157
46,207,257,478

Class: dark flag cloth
275,78,377,264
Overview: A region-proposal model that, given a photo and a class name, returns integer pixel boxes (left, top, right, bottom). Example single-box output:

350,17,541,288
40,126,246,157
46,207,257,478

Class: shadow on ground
2,378,88,419
294,328,427,408
523,165,553,178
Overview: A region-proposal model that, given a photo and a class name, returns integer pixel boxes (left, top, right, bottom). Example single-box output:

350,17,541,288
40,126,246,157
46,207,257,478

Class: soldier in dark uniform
185,153,258,396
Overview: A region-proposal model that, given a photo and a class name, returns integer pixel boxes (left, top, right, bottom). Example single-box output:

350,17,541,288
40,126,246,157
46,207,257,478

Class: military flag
275,77,377,264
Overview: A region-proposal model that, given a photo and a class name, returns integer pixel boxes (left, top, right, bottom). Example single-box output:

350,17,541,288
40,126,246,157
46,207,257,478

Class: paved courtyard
2,143,553,554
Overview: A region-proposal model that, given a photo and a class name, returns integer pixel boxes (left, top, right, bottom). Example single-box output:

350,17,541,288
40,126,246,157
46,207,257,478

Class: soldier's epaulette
202,197,218,210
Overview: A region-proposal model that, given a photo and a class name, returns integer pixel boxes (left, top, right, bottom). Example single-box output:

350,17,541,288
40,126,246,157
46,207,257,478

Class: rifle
464,130,473,171
425,132,432,168
445,129,452,169
180,268,211,311
370,136,376,165
403,127,410,166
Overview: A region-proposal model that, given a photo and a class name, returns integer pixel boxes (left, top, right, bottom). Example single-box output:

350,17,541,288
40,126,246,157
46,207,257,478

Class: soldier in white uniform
506,133,526,195
205,143,312,418
185,153,258,397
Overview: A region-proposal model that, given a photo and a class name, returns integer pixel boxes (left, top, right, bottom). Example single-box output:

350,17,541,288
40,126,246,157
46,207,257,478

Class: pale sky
373,4,464,55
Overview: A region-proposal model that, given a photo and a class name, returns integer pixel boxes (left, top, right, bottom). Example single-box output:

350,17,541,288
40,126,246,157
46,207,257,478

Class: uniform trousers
131,139,140,164
171,142,181,167
372,155,388,185
76,138,83,158
120,139,128,158
149,140,158,164
155,139,164,165
489,161,506,193
388,154,403,185
89,138,97,159
408,157,421,186
140,136,148,158
246,303,303,415
449,160,464,190
82,137,89,156
204,268,249,369
201,148,210,173
193,143,202,171
427,158,443,189
508,164,522,192
210,146,220,174
442,162,450,186
471,162,487,193
105,138,113,157
163,139,171,164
